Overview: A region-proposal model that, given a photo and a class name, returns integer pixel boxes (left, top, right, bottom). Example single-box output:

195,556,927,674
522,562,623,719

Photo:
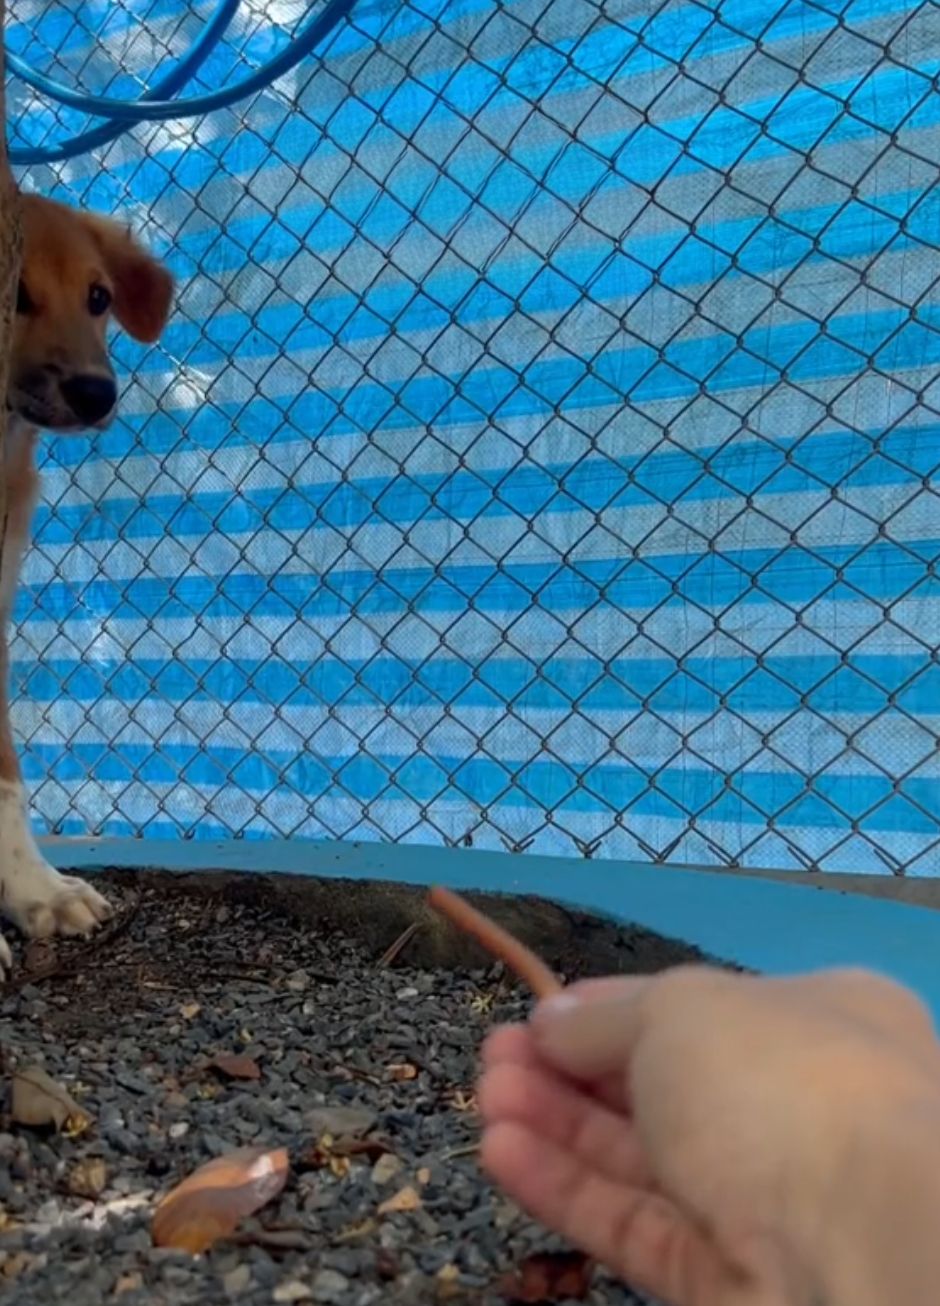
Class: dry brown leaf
336,1137,390,1161
67,1156,108,1198
333,1217,376,1243
179,1002,201,1021
498,1252,594,1303
152,1146,289,1254
386,1063,418,1082
11,1067,93,1134
447,1089,478,1114
209,1053,261,1082
377,1184,422,1216
302,1130,393,1175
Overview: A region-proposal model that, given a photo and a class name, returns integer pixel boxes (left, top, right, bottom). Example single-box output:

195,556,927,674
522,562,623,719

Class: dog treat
427,885,563,997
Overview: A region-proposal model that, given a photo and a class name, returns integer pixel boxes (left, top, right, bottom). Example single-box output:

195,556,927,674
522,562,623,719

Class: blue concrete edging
46,836,940,1022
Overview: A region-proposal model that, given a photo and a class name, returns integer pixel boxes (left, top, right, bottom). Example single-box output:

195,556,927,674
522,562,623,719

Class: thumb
530,980,652,1078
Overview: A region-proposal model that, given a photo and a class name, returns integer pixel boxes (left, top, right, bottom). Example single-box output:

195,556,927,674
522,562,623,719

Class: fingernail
535,992,581,1020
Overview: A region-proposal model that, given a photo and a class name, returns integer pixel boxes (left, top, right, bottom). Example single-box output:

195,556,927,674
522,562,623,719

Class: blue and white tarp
8,0,940,875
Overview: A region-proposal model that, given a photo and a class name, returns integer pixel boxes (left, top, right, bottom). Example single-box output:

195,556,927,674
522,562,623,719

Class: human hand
479,966,940,1306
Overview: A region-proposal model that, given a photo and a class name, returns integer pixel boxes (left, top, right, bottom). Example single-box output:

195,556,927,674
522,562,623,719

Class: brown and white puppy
0,193,172,971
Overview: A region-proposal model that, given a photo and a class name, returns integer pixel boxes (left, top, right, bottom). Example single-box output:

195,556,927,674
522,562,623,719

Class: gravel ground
0,871,704,1306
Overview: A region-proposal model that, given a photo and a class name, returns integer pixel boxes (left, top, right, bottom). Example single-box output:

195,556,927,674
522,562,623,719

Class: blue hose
8,0,356,166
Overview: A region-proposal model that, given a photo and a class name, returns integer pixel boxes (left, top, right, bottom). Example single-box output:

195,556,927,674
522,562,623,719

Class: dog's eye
88,284,111,316
16,279,33,315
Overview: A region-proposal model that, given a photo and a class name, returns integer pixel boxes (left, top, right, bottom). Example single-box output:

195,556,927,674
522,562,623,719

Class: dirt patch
0,870,716,1305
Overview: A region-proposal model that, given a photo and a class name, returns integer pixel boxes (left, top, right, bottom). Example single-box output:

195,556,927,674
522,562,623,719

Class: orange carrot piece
428,885,563,998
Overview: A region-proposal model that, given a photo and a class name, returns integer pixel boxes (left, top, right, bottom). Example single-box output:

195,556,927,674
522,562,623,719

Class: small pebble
223,1264,253,1295
273,1280,313,1303
311,1269,350,1303
370,1153,403,1185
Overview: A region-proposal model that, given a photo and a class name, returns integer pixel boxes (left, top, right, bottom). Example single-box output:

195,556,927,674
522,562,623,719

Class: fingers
559,976,656,1004
480,1121,725,1305
793,969,938,1043
530,987,651,1079
482,1021,631,1114
482,1024,537,1069
530,968,731,1078
479,1059,652,1188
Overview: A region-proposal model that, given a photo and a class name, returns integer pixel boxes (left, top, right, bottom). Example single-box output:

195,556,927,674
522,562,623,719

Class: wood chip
208,1053,261,1082
377,1184,422,1215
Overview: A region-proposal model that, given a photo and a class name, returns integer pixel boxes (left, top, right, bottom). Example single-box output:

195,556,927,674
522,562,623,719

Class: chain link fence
6,0,940,875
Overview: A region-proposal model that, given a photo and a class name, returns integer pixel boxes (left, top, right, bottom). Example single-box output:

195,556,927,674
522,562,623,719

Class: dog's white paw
4,863,112,939
0,782,112,940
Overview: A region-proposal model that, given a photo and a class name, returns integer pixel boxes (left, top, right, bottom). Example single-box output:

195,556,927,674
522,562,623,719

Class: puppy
0,193,173,971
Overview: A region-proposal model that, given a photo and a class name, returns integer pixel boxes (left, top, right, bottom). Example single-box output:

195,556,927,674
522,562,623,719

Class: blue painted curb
47,836,940,1022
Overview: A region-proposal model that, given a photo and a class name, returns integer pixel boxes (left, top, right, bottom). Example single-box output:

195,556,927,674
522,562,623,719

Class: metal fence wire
6,0,940,876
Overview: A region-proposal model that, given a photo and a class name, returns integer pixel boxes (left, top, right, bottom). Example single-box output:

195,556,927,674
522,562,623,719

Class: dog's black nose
60,374,117,426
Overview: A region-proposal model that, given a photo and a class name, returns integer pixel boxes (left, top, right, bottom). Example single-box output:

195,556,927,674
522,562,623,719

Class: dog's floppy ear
81,213,173,343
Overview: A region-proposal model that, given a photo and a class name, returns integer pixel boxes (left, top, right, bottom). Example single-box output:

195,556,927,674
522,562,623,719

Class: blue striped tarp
7,0,940,874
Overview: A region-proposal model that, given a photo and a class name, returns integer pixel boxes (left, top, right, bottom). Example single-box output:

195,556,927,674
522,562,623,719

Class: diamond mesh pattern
7,0,940,874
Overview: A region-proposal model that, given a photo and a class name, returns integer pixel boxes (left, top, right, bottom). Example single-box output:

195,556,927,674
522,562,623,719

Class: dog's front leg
0,428,111,963
0,653,111,951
